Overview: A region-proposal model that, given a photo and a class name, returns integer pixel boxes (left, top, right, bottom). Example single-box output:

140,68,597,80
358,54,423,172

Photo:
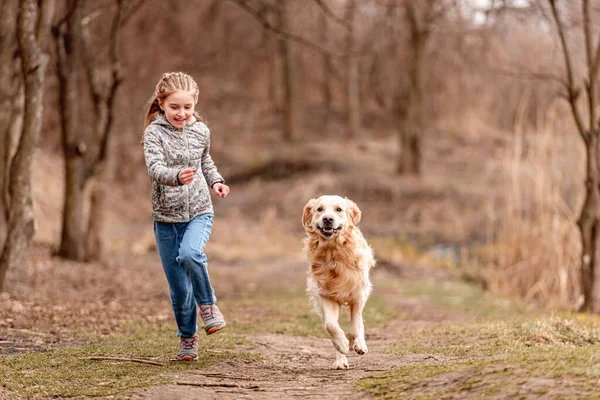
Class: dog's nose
322,215,334,225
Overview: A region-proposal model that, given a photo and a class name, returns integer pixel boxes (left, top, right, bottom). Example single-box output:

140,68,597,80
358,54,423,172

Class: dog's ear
345,198,361,226
302,198,317,228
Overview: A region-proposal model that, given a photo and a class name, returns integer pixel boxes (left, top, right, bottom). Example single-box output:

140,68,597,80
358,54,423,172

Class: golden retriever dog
302,195,375,369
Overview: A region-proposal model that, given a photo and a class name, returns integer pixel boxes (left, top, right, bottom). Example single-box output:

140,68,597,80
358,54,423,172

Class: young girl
142,72,230,361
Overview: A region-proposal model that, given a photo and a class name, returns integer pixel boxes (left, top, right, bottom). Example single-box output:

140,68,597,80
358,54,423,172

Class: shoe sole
177,355,198,361
206,323,226,335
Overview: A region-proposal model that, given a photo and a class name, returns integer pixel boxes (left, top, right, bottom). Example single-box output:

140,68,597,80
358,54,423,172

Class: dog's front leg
321,297,350,369
348,299,368,355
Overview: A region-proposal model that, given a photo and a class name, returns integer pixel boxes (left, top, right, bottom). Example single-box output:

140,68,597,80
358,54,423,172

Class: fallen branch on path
87,356,165,366
176,382,260,390
188,371,258,380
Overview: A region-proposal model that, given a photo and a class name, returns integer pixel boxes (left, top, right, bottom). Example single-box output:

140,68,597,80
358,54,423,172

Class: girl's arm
143,129,181,186
200,128,225,188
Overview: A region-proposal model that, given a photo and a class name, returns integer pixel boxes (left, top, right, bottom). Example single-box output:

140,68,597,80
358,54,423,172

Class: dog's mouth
317,225,342,238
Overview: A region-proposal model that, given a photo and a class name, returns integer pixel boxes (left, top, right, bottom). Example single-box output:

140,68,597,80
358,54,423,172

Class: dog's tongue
323,227,334,233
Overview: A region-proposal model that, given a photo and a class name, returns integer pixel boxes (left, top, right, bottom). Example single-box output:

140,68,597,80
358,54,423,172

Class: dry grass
480,98,584,310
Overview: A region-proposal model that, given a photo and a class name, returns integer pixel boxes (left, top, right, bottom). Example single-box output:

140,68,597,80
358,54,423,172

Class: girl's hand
178,168,197,185
213,182,229,198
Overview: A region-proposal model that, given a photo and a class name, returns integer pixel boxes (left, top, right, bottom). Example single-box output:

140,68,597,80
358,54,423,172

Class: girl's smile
159,89,197,129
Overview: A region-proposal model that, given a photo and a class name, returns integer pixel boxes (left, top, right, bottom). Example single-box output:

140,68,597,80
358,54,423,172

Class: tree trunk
345,0,360,139
319,4,332,128
397,124,421,174
263,10,281,116
396,3,426,175
85,166,107,262
55,1,86,261
0,0,20,253
578,133,600,312
277,0,300,141
0,0,50,290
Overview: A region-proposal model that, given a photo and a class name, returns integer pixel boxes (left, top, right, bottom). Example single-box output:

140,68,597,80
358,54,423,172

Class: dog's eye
337,208,342,212
317,207,323,212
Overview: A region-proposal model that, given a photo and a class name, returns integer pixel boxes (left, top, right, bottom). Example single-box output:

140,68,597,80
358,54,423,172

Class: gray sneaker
177,334,198,361
199,304,226,335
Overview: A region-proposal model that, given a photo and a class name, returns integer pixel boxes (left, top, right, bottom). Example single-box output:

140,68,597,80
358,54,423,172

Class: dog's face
302,195,361,240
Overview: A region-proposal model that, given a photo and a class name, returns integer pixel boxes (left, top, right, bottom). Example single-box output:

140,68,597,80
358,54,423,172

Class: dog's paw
353,337,368,355
332,335,350,355
333,354,349,370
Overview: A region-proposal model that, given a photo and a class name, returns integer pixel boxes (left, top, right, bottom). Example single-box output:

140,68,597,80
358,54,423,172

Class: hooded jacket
143,114,224,223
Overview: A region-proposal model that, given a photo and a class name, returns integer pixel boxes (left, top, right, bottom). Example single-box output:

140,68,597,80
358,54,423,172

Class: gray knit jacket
143,114,224,223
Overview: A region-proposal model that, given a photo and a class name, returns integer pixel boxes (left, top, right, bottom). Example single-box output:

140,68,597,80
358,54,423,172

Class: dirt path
1,245,466,400
131,264,461,400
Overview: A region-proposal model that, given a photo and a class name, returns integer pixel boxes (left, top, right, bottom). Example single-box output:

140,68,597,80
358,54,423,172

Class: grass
397,279,533,320
358,319,600,399
0,324,257,399
225,287,399,337
356,256,600,399
0,287,397,399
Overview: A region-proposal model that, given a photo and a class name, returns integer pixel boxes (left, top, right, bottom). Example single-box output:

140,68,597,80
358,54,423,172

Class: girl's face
159,90,196,129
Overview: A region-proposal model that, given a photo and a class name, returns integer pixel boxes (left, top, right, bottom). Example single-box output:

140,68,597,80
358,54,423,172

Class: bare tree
318,4,333,128
395,0,441,175
345,0,361,138
53,0,137,262
548,0,600,312
0,0,53,290
275,0,301,141
0,0,22,254
53,0,86,261
82,0,125,262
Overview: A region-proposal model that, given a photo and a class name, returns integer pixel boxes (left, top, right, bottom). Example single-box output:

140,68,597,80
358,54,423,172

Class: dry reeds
483,93,582,310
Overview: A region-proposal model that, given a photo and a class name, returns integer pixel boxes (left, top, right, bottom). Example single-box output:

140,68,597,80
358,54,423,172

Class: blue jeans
154,214,216,337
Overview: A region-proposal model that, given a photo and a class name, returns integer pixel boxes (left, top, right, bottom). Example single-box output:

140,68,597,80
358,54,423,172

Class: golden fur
302,195,375,369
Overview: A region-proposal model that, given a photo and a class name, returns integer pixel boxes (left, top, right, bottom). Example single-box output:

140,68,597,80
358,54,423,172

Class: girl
142,72,229,361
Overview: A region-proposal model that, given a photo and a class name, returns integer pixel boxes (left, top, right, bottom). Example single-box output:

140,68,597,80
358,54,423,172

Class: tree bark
55,0,86,261
0,0,50,290
0,0,20,253
577,134,600,312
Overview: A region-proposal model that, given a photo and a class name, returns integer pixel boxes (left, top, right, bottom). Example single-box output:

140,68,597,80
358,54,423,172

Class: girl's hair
142,72,204,142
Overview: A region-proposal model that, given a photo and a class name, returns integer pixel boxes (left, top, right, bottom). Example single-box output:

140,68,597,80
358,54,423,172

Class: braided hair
142,72,203,143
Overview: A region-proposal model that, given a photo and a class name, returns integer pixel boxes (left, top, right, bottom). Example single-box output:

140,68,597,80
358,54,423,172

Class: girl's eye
337,208,342,212
317,207,323,212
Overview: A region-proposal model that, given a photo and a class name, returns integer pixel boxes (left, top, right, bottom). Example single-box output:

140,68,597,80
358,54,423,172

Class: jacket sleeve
201,127,225,188
143,128,181,186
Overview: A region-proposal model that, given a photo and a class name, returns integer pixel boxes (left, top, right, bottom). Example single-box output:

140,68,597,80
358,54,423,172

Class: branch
54,0,80,28
82,0,124,178
583,0,596,131
227,0,336,58
311,0,350,31
36,0,54,46
548,0,587,142
100,0,124,164
486,66,567,88
120,0,144,26
88,356,165,366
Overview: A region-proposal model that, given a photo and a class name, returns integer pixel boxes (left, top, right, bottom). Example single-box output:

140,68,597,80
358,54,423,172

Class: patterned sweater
143,114,224,223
